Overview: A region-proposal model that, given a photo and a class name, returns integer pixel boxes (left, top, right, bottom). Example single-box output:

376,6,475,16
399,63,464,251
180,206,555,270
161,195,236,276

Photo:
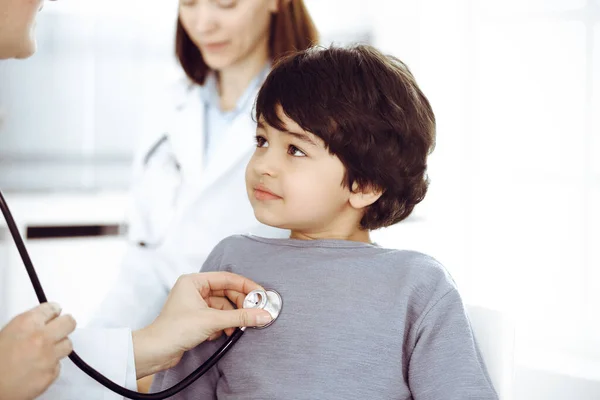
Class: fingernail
49,302,62,314
256,313,272,326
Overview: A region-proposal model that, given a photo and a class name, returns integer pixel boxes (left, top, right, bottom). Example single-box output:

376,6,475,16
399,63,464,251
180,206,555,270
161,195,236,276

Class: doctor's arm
38,272,271,399
131,272,272,379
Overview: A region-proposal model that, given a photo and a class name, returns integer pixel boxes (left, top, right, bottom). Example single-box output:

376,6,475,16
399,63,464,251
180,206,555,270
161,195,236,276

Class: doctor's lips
253,184,282,201
201,41,229,52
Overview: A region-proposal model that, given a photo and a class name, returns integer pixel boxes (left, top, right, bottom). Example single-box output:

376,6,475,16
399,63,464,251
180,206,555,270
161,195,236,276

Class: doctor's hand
132,272,272,379
0,302,76,400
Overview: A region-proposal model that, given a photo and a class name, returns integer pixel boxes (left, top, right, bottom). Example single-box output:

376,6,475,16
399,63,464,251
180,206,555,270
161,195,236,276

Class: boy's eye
288,145,306,157
255,135,268,148
180,0,196,6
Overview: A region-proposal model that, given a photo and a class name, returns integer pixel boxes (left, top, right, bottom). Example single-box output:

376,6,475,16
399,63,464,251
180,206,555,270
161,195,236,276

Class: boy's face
245,106,356,234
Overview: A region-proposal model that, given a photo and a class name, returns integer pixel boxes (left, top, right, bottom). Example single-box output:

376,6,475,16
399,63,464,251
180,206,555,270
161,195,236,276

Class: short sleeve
407,289,499,400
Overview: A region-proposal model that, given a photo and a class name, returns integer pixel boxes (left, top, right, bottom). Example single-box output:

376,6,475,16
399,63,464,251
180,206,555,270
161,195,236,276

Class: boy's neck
289,229,373,244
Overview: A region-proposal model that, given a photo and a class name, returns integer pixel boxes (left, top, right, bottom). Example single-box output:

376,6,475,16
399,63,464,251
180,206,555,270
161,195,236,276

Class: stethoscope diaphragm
242,289,283,329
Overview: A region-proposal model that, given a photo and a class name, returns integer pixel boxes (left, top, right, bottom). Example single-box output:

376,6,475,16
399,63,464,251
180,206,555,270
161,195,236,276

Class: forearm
132,327,174,380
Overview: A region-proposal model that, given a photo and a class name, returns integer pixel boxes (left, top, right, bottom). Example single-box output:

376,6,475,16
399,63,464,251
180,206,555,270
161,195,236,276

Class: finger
45,314,77,343
208,289,242,298
205,297,236,336
208,290,250,309
207,289,227,298
54,337,74,360
29,302,62,325
224,290,247,309
206,297,234,311
51,361,62,383
188,272,264,299
206,308,272,332
207,331,224,341
205,298,236,336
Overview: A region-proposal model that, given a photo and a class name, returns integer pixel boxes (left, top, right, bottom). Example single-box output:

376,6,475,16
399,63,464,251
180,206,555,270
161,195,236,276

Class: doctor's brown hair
176,0,318,86
255,45,436,230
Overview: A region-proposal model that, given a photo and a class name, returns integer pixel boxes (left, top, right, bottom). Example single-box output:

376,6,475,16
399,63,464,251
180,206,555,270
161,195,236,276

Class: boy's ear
348,182,383,210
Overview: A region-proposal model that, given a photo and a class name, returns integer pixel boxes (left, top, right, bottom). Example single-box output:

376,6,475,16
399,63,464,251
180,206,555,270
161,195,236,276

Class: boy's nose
252,151,279,178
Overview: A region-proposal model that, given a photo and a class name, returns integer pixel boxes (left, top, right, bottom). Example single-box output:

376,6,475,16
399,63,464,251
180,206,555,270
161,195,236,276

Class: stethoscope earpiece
242,289,283,329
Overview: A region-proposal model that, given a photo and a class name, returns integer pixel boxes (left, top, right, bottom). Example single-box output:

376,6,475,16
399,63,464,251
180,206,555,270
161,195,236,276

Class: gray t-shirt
151,235,498,399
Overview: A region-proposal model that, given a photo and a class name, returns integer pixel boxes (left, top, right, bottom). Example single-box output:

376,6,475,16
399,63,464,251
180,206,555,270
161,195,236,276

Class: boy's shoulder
375,247,458,295
217,234,263,247
210,234,268,255
202,235,257,271
213,237,457,290
210,234,250,252
219,234,250,244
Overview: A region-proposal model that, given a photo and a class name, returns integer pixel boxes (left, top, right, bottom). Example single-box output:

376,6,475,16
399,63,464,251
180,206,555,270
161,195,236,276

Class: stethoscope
0,189,283,399
134,134,183,249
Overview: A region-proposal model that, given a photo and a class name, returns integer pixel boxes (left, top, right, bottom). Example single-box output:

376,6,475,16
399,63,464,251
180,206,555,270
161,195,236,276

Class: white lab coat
39,77,286,399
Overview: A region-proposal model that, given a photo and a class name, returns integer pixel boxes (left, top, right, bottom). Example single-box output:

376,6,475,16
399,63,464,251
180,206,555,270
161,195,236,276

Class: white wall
0,192,128,327
368,0,600,398
0,0,372,191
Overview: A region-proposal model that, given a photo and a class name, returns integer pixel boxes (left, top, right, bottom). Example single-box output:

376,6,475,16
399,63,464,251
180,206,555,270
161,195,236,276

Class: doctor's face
0,0,47,59
178,0,277,72
245,106,355,235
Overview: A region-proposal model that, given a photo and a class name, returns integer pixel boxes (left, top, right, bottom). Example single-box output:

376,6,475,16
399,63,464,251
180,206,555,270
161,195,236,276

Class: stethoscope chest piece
242,289,282,329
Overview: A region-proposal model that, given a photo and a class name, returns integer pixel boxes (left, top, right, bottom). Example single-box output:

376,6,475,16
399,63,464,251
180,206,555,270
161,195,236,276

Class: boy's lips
253,184,282,200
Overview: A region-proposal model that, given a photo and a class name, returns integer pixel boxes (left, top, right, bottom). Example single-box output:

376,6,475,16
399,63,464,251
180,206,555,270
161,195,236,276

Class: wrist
132,326,173,379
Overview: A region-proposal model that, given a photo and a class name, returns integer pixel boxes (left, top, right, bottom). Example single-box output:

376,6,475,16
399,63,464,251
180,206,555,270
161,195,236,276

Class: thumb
206,308,273,332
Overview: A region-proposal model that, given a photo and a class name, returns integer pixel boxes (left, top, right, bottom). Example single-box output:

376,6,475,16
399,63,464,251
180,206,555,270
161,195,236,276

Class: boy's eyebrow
257,120,319,147
282,130,319,147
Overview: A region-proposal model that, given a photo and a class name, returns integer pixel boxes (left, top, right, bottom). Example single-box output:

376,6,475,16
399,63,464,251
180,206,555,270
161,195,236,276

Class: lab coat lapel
167,85,205,184
197,102,257,193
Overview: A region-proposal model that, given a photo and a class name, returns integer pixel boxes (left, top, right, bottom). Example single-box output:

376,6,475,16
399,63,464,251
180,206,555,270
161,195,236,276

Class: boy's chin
253,210,288,230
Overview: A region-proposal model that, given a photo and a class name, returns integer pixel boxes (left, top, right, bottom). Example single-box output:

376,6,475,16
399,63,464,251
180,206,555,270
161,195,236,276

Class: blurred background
0,0,598,398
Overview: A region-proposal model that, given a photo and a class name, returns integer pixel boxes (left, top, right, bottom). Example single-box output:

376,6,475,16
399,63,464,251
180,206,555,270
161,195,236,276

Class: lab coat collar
199,61,272,115
165,81,257,196
196,62,272,191
196,97,257,193
168,62,271,194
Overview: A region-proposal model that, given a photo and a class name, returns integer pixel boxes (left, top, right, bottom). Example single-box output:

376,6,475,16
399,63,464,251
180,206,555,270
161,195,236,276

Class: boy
151,44,498,399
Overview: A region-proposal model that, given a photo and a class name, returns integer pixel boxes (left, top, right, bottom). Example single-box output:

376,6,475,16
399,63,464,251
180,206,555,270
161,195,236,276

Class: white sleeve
86,245,174,331
37,328,138,400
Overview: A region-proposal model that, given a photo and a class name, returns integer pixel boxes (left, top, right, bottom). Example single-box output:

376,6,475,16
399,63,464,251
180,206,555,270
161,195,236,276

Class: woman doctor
124,0,318,251
0,0,275,399
88,0,318,345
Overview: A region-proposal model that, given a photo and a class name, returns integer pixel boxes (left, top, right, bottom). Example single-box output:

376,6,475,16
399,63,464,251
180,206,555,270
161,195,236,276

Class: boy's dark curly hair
255,44,436,230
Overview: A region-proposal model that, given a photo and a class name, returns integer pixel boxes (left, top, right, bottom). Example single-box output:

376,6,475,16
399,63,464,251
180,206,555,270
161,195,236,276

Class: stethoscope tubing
0,189,243,400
